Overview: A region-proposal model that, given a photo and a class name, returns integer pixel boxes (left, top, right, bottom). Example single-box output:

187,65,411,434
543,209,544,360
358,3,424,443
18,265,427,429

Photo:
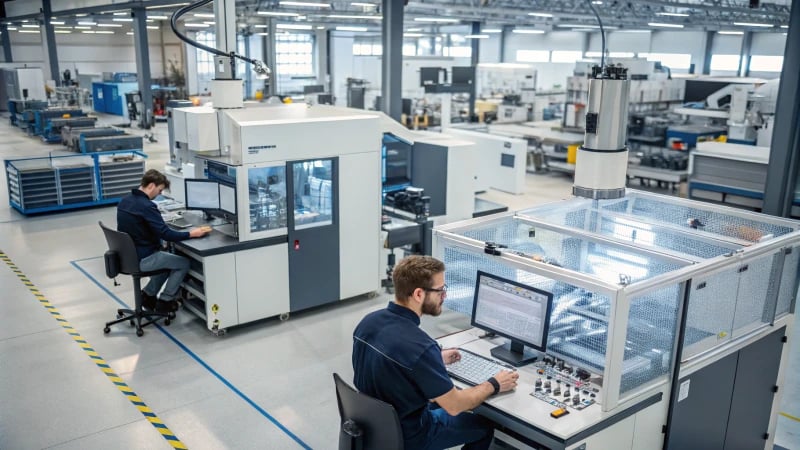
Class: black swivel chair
100,221,173,337
333,373,404,450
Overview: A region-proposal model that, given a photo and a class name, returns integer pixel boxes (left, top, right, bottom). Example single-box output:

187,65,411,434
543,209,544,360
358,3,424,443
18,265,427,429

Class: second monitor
185,178,238,219
471,270,553,366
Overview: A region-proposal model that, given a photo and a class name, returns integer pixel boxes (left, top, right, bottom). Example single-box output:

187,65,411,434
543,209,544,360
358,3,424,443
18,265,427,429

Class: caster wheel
213,328,226,337
279,312,290,322
136,329,144,337
164,318,171,326
103,326,110,334
367,290,380,299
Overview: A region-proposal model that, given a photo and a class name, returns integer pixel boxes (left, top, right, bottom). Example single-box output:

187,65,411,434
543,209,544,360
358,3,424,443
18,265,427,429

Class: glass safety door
287,158,339,311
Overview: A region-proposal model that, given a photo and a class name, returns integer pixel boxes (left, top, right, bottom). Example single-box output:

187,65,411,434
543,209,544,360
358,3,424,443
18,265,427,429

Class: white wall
649,30,707,73
479,35,502,63
504,31,585,89
751,33,787,55
330,34,355,106
5,27,179,81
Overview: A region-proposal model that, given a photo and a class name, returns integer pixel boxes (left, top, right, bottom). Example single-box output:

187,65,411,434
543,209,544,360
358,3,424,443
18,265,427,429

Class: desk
437,330,666,450
172,225,290,336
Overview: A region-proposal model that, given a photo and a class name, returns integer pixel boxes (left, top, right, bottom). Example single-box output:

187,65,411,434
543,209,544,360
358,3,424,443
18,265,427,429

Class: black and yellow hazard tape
780,411,800,423
0,251,187,449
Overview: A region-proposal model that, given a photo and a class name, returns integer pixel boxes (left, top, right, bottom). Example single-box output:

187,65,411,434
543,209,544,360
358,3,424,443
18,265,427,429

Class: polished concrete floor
0,112,797,449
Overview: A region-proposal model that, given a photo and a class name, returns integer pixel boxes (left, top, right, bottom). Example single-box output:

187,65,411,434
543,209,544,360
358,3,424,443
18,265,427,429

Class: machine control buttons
544,380,551,389
550,408,569,419
553,387,561,396
572,395,580,405
564,389,571,398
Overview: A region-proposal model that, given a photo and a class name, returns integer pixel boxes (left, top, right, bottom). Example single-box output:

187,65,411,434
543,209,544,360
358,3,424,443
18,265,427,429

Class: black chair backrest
99,221,141,275
333,373,404,450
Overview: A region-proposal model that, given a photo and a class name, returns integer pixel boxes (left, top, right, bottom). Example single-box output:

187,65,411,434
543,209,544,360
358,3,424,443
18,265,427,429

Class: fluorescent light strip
733,22,773,27
718,31,743,35
336,26,368,32
465,34,489,39
95,30,114,34
50,21,65,25
351,2,376,6
98,23,123,27
113,12,128,16
203,21,216,25
648,22,684,28
414,17,460,23
403,32,424,37
528,12,553,18
591,1,603,4
21,24,40,28
193,13,215,18
127,31,134,35
513,29,544,34
78,21,97,26
147,25,160,30
148,15,169,20
406,27,422,31
256,32,269,36
81,30,95,34
279,1,331,7
781,25,788,29
54,30,71,34
184,23,210,28
113,18,134,22
328,14,382,19
254,24,268,28
146,3,190,10
276,23,313,30
482,28,502,33
18,30,40,33
561,24,618,29
6,27,17,31
656,12,689,17
74,26,91,30
257,11,300,16
55,26,72,29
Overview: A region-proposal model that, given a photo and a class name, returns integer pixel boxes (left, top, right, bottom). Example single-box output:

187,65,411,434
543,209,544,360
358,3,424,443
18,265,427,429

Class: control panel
529,357,601,411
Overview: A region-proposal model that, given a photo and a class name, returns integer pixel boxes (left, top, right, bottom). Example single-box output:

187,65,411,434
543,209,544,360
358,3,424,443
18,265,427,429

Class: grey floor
0,112,797,450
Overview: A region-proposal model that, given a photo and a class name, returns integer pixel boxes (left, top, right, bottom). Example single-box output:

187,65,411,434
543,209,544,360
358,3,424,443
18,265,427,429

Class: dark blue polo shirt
117,189,190,260
352,302,454,447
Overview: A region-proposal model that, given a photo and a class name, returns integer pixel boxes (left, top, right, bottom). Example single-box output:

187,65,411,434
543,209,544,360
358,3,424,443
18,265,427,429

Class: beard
421,292,443,316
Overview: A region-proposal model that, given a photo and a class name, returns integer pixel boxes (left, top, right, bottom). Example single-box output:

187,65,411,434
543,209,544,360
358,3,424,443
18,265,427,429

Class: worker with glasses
352,255,518,450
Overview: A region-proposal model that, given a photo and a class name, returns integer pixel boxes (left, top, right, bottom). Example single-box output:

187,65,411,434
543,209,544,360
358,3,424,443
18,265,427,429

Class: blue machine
92,82,138,116
665,125,727,150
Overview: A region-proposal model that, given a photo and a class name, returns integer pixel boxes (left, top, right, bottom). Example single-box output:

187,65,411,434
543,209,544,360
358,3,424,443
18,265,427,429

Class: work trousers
139,251,189,301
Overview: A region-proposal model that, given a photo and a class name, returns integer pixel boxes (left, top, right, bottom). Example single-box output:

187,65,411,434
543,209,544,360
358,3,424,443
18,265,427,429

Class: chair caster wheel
136,329,144,337
103,326,110,334
164,318,171,326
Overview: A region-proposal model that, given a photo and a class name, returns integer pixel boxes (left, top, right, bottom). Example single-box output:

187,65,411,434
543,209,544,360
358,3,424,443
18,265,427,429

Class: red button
294,240,300,250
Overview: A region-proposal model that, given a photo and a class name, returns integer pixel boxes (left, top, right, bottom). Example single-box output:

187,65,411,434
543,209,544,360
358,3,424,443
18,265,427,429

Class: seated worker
117,169,210,313
352,255,519,450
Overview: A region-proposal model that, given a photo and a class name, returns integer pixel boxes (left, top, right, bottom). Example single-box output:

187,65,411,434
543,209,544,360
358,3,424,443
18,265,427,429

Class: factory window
645,53,691,70
403,43,417,56
445,46,472,57
749,55,783,72
516,50,550,63
195,31,216,80
710,54,741,71
551,51,583,63
352,39,382,56
584,51,602,58
276,33,314,76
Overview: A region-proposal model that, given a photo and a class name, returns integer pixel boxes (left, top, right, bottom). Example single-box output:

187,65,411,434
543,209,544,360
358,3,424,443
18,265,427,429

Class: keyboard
446,348,515,386
168,218,193,229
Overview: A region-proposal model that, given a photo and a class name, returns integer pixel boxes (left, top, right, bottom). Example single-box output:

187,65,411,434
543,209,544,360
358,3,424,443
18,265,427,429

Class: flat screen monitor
471,270,553,366
185,179,220,211
303,84,325,94
452,66,474,85
218,182,237,216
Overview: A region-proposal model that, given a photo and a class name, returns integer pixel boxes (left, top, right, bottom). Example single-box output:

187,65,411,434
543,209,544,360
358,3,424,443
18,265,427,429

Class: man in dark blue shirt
353,256,518,450
117,169,209,312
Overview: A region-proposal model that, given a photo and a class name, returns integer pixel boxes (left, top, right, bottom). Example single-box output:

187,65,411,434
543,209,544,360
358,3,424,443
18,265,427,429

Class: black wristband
487,377,500,395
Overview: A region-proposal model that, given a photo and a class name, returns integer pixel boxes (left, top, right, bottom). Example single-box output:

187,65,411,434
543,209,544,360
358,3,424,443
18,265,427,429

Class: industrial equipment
433,190,799,449
0,68,47,111
573,65,630,200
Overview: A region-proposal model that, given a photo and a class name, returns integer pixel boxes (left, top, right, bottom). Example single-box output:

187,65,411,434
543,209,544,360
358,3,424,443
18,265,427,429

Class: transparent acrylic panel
442,246,613,373
520,206,738,260
247,166,287,232
621,283,681,395
682,268,740,359
599,194,796,243
456,217,686,285
732,252,780,337
776,246,800,318
293,159,333,229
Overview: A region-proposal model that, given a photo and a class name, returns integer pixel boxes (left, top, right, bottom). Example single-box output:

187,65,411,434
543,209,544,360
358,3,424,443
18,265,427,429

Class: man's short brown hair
393,255,445,301
141,169,170,189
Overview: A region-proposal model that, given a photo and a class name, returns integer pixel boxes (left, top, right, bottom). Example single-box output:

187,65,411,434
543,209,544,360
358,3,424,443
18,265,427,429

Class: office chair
333,373,404,450
99,221,173,337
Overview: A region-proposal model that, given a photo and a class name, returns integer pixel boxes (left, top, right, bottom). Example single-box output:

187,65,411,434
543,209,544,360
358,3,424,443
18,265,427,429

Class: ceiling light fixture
513,29,545,34
146,3,190,9
336,26,368,32
21,24,40,28
147,25,160,29
113,12,128,16
648,22,684,28
780,25,788,28
19,30,40,33
528,12,553,18
403,32,424,37
465,34,489,39
113,18,134,22
54,30,71,34
254,24,268,28
95,30,115,34
276,23,313,30
98,23,124,27
718,30,743,35
414,17,460,23
257,11,300,16
193,13,215,18
328,14,382,20
184,23,210,28
482,28,502,33
591,1,603,4
148,15,169,20
656,12,689,17
279,1,332,7
78,21,97,26
74,26,91,30
351,2,376,6
733,22,773,27
50,21,65,25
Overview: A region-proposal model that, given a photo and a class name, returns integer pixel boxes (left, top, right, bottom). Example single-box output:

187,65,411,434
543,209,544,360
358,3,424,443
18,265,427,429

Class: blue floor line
70,259,313,450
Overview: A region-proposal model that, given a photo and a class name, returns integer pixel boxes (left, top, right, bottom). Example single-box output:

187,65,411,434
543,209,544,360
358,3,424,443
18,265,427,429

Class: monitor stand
490,340,538,367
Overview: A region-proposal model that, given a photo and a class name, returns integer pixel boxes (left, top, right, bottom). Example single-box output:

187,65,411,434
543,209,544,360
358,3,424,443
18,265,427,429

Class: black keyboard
446,348,515,386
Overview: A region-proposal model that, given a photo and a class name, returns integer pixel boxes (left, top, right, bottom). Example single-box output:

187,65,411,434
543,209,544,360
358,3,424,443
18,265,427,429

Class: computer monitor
452,66,474,86
185,179,220,211
303,84,325,94
471,270,553,366
218,182,237,216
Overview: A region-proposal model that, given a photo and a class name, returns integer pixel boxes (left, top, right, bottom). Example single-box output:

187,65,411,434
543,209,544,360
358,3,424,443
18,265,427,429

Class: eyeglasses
422,284,448,295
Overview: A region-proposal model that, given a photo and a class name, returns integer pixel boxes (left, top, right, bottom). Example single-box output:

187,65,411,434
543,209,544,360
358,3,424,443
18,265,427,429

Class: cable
585,0,606,69
170,0,228,58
